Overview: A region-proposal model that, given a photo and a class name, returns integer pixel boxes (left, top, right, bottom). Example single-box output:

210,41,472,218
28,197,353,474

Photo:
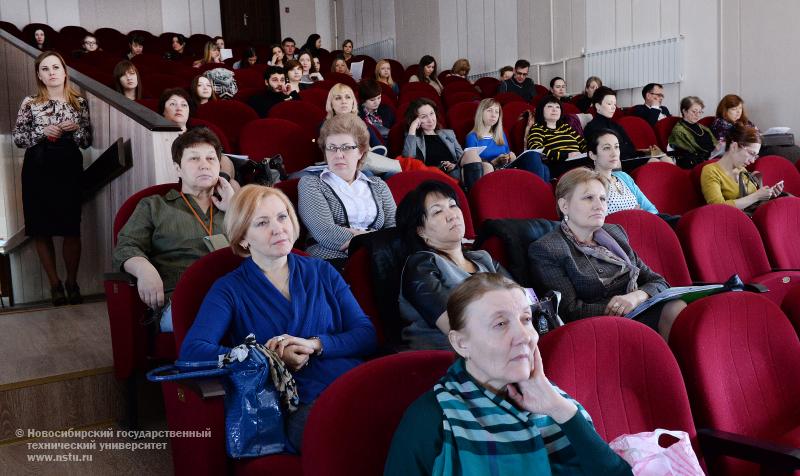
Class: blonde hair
225,185,300,256
451,58,471,77
201,41,220,64
318,114,370,171
32,51,82,110
470,98,505,146
375,59,395,87
325,83,357,119
554,167,609,217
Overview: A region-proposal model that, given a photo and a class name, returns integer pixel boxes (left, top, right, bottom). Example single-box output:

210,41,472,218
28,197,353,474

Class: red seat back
669,292,800,476
698,115,715,128
302,351,456,476
751,154,800,195
443,91,480,108
386,170,475,238
605,210,692,286
560,102,580,115
113,183,180,244
469,169,558,227
239,118,319,173
752,196,800,269
630,163,704,215
534,84,549,97
541,317,697,445
445,101,479,131
187,118,232,153
342,247,384,345
494,92,526,105
781,286,800,337
501,101,533,131
676,204,772,283
616,116,658,149
442,81,476,96
655,116,681,150
195,100,260,151
474,76,500,98
299,88,330,110
233,67,265,89
326,72,359,92
141,72,186,99
267,100,326,138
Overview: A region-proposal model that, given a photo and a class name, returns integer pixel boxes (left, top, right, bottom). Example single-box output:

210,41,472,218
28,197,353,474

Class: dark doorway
220,0,281,47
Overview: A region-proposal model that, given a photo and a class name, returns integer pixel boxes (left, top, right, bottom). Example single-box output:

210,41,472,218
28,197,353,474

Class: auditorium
1,0,799,474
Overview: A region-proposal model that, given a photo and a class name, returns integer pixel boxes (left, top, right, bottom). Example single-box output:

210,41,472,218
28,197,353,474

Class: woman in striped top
525,95,586,161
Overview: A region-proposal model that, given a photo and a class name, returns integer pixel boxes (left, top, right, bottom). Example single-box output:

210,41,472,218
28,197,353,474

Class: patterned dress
12,96,91,236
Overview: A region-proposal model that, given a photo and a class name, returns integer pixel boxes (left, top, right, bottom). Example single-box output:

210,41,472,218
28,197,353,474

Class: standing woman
408,55,443,95
13,51,92,305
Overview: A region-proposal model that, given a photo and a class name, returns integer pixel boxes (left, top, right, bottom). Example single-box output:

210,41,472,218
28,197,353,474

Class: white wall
0,0,219,35
393,0,440,65
279,0,318,44
338,0,395,53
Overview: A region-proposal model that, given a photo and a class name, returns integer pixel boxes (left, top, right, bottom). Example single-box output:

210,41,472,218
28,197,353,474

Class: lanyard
180,192,213,236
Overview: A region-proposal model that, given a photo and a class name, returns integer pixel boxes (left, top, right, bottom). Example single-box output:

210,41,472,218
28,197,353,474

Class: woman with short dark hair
408,55,443,95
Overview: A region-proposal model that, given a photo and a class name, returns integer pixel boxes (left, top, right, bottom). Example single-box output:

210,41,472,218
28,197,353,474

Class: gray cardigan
297,173,396,260
402,129,464,165
528,224,668,322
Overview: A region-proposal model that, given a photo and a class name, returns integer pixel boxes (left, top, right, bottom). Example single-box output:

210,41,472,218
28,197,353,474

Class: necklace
610,175,625,194
684,121,706,137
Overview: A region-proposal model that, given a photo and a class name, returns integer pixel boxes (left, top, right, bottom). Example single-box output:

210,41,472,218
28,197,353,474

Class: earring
563,214,569,222
240,242,249,250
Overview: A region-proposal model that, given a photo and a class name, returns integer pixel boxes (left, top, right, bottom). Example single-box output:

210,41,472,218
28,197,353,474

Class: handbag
609,429,705,476
147,334,298,458
532,289,564,335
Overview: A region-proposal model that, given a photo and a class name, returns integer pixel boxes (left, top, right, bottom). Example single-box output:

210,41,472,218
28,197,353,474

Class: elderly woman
525,94,586,162
113,60,142,100
408,55,443,95
375,59,400,96
13,51,91,305
298,114,397,266
700,123,783,211
589,129,658,215
386,273,632,475
112,128,235,332
529,168,686,340
180,184,376,452
158,88,194,131
397,180,509,350
403,98,485,189
668,96,717,168
575,76,602,113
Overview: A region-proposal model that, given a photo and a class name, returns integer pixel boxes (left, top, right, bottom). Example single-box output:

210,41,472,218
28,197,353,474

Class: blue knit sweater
464,131,511,161
180,254,377,403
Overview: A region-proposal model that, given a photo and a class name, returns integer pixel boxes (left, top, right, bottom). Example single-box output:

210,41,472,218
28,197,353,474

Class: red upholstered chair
94,27,128,55
502,101,533,131
676,204,800,305
630,162,704,215
752,197,800,269
509,119,528,155
326,72,359,91
187,118,232,153
616,116,659,149
534,84,549,97
302,351,456,476
195,101,260,152
469,169,558,228
386,170,475,238
267,100,326,139
494,91,526,105
669,292,800,476
162,248,306,476
299,88,329,110
474,76,500,98
655,116,681,150
398,85,442,110
105,184,181,383
387,123,407,158
239,119,319,173
442,80,476,95
451,120,474,146
187,33,211,55
605,210,692,286
539,317,699,448
697,116,715,128
560,102,580,115
386,59,405,85
751,154,800,195
135,98,159,112
141,72,186,99
782,286,800,336
349,55,376,78
309,79,337,92
445,101,479,130
233,68,265,89
341,247,384,346
443,91,480,108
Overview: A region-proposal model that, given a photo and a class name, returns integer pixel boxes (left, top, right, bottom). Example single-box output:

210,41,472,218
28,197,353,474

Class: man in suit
630,83,671,127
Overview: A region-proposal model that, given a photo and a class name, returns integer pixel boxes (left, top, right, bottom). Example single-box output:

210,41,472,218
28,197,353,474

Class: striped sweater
526,123,587,161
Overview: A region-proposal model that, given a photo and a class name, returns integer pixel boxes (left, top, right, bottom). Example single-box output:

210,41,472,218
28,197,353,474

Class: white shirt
649,104,667,121
320,169,378,230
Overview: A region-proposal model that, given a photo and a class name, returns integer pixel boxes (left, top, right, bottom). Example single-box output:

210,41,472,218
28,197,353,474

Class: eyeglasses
84,41,97,46
743,148,759,159
649,92,664,98
324,144,359,154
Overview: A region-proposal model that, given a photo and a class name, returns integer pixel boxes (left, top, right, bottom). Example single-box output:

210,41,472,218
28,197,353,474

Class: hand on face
211,176,235,211
506,346,577,422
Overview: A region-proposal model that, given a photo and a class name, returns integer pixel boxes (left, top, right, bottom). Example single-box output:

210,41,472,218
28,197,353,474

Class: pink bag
609,429,704,475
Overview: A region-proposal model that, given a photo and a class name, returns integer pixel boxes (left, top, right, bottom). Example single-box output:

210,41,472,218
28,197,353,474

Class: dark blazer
528,224,668,322
630,104,671,128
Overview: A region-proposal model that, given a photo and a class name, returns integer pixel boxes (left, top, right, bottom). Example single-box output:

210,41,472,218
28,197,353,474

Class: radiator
584,36,684,90
353,38,396,61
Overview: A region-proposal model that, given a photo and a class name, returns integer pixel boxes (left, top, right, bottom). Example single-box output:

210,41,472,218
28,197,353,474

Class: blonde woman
192,41,223,68
465,98,514,171
375,59,399,95
12,51,92,305
324,83,358,119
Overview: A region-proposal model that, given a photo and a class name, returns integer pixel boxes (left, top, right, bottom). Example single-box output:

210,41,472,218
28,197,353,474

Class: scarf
432,358,592,476
560,222,640,293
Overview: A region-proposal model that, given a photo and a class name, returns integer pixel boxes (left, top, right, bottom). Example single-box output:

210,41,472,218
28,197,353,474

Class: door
220,0,281,46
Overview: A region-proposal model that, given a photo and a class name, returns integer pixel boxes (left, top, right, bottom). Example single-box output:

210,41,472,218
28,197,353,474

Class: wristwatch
309,336,324,356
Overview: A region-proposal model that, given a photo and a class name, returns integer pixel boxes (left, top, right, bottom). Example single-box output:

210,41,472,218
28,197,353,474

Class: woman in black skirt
12,51,92,305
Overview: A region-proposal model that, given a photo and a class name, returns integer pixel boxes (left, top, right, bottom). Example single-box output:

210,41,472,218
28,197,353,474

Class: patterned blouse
606,175,640,215
13,96,92,149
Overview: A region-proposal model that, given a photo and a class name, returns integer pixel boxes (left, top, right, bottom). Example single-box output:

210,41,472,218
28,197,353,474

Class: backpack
203,68,239,99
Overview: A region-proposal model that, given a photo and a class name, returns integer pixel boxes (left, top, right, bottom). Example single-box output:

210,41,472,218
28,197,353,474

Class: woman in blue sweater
180,185,377,452
465,98,550,180
588,129,658,215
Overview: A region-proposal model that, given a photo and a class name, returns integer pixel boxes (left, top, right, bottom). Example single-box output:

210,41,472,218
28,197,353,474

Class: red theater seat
631,162,704,215
751,154,800,195
267,100,326,139
195,100,259,152
469,169,558,227
474,76,500,98
752,196,800,269
616,116,659,149
655,116,681,150
239,118,319,173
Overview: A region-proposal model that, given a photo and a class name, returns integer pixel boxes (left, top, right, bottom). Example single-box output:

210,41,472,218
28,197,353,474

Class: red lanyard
180,192,213,236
